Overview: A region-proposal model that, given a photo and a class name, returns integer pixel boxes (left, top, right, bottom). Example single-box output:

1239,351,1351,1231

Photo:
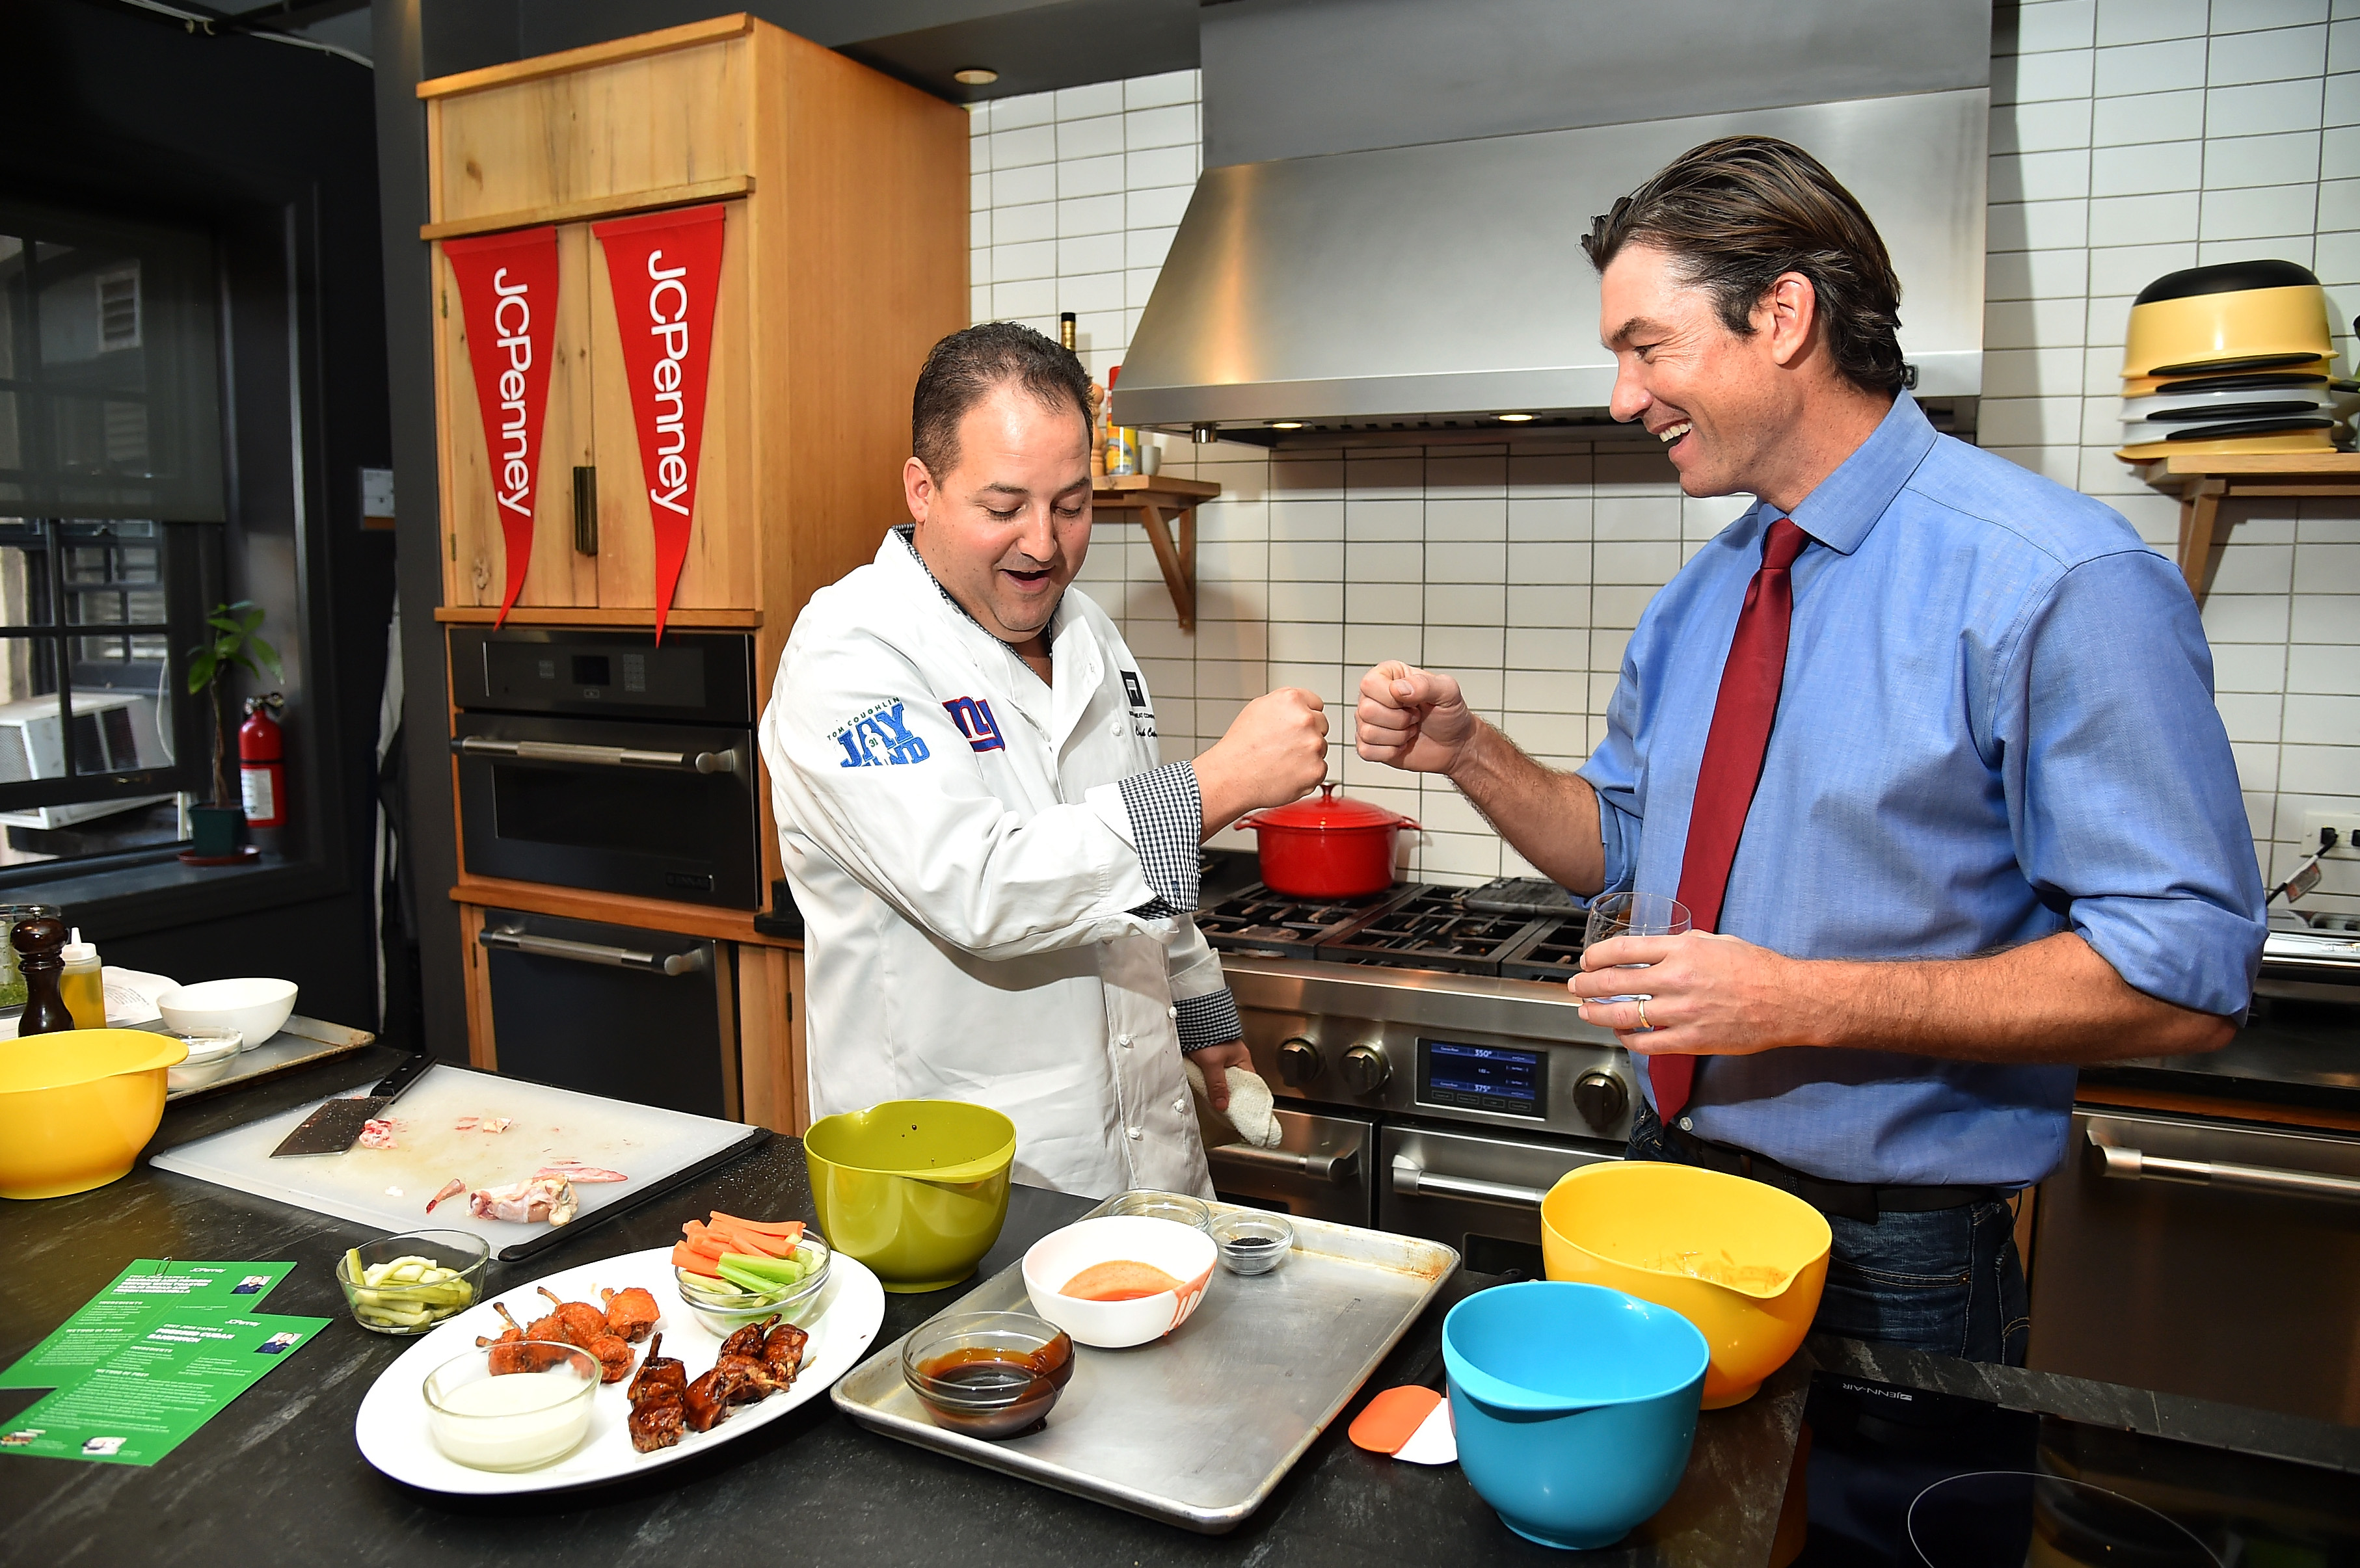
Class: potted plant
183,599,280,860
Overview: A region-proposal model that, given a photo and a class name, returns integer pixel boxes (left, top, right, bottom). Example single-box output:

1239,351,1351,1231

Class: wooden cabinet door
437,226,598,609
584,201,758,613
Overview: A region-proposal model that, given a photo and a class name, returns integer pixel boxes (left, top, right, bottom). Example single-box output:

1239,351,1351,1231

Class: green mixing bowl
803,1100,1016,1293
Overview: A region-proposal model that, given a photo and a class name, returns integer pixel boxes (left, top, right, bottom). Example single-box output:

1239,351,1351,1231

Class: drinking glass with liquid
1581,892,1691,1017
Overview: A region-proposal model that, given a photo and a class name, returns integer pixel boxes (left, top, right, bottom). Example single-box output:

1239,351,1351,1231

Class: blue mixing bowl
1443,1281,1711,1550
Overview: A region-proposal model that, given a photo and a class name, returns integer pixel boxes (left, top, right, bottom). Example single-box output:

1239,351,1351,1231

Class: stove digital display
1417,1040,1546,1117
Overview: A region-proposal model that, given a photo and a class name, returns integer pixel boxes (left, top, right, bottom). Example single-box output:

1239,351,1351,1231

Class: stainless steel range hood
1116,0,1992,447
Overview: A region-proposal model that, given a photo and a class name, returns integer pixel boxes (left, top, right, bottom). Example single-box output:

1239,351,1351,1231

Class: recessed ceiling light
1496,412,1535,423
1270,420,1304,429
954,67,999,86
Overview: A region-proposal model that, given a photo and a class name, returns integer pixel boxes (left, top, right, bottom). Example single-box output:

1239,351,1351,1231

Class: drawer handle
454,737,738,774
2088,1130,2360,1203
1390,1155,1549,1210
1206,1143,1359,1183
479,927,708,977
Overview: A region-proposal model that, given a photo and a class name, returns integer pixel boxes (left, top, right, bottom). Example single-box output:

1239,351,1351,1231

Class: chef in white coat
760,323,1328,1198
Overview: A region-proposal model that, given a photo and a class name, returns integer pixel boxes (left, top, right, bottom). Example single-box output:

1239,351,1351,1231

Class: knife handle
371,1052,435,1101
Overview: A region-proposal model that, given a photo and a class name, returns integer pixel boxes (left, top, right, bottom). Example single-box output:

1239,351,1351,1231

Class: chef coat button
1110,717,1125,736
1117,1033,1133,1048
1127,1126,1143,1141
1173,1097,1187,1113
1678,1115,1694,1132
1166,1005,1178,1019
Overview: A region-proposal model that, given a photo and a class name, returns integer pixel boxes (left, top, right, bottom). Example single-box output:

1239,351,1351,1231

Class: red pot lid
1248,782,1411,831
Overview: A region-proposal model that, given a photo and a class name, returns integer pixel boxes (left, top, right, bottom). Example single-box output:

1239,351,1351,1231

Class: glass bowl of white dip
422,1342,598,1471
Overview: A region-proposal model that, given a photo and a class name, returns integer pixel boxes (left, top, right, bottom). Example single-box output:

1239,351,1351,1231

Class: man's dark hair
1581,136,1907,397
911,321,1093,477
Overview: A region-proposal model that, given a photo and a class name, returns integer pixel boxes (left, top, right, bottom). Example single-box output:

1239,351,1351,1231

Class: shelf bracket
1134,501,1197,631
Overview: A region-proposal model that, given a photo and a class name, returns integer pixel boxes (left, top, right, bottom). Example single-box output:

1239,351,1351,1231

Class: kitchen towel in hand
1184,1059,1285,1149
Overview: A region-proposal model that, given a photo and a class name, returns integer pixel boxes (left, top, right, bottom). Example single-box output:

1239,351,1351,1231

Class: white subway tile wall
967,14,2359,909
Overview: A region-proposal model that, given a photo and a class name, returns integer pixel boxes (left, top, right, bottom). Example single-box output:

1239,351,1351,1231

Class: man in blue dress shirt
1356,137,2264,1364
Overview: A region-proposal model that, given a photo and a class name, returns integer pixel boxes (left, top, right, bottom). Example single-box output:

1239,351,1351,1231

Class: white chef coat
760,528,1223,1199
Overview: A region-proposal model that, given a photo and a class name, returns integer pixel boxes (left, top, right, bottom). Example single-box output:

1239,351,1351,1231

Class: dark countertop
2080,996,2360,1121
0,1047,1806,1568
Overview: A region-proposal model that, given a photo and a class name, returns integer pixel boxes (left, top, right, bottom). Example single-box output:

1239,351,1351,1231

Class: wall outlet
2300,810,2360,858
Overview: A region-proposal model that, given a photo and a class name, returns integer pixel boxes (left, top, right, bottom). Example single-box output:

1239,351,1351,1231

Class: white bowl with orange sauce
1020,1216,1218,1349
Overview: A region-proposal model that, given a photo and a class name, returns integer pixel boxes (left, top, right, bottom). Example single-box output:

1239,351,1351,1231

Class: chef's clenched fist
1196,687,1328,837
1357,661,1478,775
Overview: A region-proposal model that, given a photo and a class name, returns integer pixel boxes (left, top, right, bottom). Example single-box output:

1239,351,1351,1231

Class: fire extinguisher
239,693,287,829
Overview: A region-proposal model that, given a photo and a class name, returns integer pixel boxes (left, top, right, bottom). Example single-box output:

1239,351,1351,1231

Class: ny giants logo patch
943,697,1006,752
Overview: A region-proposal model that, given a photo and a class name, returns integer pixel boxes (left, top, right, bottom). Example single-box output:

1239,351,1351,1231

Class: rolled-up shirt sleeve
1578,655,1646,898
1084,762,1203,917
1998,548,2266,1017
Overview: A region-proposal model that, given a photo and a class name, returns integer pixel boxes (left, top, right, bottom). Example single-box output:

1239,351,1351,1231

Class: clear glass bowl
165,1030,244,1093
336,1229,490,1335
422,1341,597,1471
1102,1190,1212,1232
900,1309,1073,1441
1211,1210,1294,1275
672,1234,832,1336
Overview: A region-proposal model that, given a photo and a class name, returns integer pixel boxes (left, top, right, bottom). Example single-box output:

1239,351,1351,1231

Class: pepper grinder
12,915,75,1037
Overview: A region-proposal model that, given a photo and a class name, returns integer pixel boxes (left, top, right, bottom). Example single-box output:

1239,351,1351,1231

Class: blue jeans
1626,1102,2030,1366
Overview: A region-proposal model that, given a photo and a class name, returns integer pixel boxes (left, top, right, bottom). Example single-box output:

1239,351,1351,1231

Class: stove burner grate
1198,883,1414,958
1498,925,1588,983
1315,888,1554,976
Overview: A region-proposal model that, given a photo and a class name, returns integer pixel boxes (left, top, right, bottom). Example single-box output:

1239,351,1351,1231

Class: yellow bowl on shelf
803,1099,1015,1293
1540,1160,1830,1409
2122,284,2333,379
0,1029,189,1199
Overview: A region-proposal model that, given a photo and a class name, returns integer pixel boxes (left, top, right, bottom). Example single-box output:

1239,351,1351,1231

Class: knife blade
268,1053,435,1158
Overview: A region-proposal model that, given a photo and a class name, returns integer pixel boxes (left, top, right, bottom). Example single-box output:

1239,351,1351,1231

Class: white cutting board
150,1063,758,1249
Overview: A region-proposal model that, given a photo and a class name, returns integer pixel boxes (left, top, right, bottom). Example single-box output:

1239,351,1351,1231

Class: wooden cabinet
421,14,966,641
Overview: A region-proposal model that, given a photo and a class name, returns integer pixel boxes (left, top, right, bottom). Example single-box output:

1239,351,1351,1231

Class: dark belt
1657,1118,2006,1223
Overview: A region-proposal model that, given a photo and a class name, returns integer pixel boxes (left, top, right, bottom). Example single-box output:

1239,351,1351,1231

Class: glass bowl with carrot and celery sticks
671,1212,832,1335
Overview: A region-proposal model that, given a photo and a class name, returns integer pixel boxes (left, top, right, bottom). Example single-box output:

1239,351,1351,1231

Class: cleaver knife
269,1053,434,1158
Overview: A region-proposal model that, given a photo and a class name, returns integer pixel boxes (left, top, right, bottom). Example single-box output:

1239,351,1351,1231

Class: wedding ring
1636,998,1650,1030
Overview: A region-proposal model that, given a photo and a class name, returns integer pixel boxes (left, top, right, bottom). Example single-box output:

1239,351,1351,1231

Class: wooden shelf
418,174,755,242
433,605,764,627
2136,453,2360,607
449,875,801,949
1092,475,1221,631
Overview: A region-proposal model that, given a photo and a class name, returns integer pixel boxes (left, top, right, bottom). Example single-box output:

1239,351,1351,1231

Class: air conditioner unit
0,691,175,829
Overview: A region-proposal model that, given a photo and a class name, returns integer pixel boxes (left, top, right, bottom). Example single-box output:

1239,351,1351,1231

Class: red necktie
1655,516,1810,1120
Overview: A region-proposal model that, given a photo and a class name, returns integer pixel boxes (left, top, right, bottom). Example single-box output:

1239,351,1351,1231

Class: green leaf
207,615,244,635
241,608,264,633
186,650,217,693
248,635,281,676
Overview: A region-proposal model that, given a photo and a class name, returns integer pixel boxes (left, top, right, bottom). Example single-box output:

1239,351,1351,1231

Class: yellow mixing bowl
803,1099,1015,1293
0,1029,189,1199
2121,284,2333,378
1540,1161,1830,1409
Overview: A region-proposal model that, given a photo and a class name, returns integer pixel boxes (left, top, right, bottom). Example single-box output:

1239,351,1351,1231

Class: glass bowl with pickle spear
338,1230,490,1335
671,1212,831,1336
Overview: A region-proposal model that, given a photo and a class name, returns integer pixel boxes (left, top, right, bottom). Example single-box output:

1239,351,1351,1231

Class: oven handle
478,927,710,977
2089,1129,2360,1203
453,736,738,775
1390,1155,1550,1210
1206,1143,1360,1183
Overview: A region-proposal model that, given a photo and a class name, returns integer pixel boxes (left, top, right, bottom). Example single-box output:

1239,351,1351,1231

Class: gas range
1200,875,1631,1275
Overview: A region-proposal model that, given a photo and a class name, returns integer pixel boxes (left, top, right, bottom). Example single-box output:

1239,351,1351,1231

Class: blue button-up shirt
1577,393,2266,1188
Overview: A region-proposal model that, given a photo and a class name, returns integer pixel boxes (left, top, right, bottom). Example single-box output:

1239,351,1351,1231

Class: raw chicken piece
357,1119,400,1150
467,1173,578,1226
425,1177,468,1214
535,1160,627,1183
453,1116,512,1134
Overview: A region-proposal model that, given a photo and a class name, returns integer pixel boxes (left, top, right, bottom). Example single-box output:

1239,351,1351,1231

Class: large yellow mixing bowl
1541,1161,1830,1409
803,1099,1015,1293
0,1029,189,1199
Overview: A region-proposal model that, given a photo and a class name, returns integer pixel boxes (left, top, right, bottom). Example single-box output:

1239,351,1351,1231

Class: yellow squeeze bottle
59,928,105,1030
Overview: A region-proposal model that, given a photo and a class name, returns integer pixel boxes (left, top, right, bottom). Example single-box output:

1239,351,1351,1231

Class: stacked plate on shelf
2117,259,2355,462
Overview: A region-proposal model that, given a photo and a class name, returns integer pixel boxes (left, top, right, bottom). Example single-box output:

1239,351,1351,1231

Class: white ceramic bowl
157,978,298,1050
164,1031,245,1092
1021,1215,1218,1349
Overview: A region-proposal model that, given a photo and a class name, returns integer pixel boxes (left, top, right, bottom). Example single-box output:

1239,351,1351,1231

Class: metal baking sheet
831,1193,1459,1533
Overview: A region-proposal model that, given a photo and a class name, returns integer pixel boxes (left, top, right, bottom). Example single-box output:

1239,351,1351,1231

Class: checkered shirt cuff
1117,762,1202,919
1175,989,1244,1054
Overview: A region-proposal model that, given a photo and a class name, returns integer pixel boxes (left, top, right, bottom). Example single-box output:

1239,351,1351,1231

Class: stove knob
1340,1043,1389,1096
1277,1037,1321,1087
1574,1070,1628,1133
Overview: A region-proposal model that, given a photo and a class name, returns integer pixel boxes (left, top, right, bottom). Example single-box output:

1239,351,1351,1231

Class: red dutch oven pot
1235,783,1419,899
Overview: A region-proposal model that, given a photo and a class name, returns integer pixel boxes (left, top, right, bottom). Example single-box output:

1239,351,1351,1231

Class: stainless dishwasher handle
453,737,738,774
477,928,708,977
1391,1156,1550,1210
1206,1143,1360,1183
2088,1129,2360,1203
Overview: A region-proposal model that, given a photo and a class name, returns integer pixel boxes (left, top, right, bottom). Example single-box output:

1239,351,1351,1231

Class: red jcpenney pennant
593,204,725,641
443,226,560,626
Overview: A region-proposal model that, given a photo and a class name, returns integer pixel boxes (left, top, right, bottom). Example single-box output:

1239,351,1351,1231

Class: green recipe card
0,1259,295,1390
0,1309,328,1467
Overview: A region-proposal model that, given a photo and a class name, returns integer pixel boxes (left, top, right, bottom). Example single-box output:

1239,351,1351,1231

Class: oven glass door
1203,1108,1372,1227
454,712,760,907
1380,1122,1621,1277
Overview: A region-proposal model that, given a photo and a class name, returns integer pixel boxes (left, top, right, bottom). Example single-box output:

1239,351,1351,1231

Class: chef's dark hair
913,321,1094,477
1583,137,1907,397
